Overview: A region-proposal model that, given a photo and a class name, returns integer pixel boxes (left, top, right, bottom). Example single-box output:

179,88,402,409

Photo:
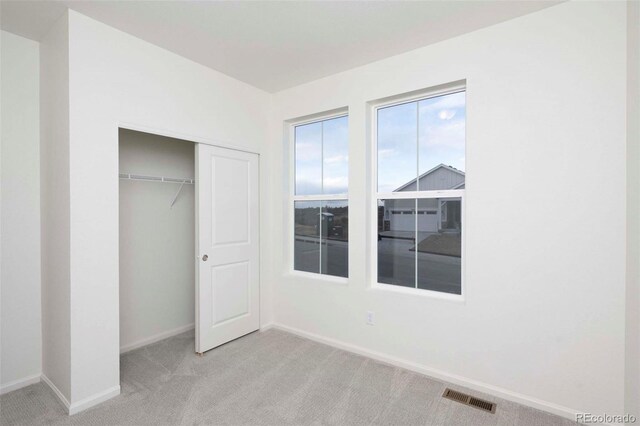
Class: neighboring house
382,164,464,233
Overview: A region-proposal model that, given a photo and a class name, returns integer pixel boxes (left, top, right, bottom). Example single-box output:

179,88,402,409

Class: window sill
369,282,465,303
286,270,349,286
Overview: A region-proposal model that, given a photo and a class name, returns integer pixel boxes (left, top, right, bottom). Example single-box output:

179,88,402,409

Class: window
375,89,465,295
293,115,348,278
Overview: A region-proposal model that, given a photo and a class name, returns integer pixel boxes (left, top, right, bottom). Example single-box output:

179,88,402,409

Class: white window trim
368,83,466,300
286,270,350,286
287,110,349,282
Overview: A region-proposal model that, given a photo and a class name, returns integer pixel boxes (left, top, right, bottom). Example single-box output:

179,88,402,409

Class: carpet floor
1,328,576,425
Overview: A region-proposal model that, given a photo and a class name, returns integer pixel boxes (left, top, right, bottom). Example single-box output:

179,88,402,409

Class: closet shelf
119,173,194,208
119,173,195,184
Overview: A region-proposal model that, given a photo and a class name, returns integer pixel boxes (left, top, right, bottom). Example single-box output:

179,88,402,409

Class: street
294,236,461,294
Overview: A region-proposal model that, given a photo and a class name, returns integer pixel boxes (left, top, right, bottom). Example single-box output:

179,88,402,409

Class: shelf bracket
170,180,187,208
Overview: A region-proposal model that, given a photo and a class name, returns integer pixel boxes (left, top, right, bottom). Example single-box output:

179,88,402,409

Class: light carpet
0,329,576,425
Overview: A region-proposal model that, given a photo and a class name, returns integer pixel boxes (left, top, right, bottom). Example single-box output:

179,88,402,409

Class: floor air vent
442,388,496,414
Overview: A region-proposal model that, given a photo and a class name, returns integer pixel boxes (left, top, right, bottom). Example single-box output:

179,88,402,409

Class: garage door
390,211,413,232
390,210,438,232
417,211,438,232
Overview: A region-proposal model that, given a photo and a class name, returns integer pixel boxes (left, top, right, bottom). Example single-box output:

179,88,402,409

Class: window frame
288,111,349,284
369,84,466,301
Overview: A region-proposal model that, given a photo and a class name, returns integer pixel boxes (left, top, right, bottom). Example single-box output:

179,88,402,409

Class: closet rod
119,173,195,184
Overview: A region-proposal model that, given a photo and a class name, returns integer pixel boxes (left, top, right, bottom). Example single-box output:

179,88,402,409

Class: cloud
324,154,348,164
295,142,321,162
294,177,348,195
421,120,465,148
323,176,349,194
295,179,322,196
378,148,396,159
419,91,465,113
438,110,456,120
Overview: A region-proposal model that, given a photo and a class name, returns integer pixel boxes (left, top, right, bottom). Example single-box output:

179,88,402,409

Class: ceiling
1,1,562,93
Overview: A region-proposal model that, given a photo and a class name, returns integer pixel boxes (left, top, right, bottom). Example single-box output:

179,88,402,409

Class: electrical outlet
366,311,375,325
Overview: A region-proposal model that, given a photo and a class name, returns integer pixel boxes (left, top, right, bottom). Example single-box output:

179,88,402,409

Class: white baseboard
41,374,70,411
120,323,195,354
272,323,579,422
68,385,120,415
42,374,120,415
0,374,41,395
259,322,275,332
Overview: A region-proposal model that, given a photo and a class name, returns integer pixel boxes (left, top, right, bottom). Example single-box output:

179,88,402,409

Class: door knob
202,254,208,261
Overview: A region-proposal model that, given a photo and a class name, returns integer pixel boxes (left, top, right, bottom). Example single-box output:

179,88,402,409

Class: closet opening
117,126,261,367
118,128,196,355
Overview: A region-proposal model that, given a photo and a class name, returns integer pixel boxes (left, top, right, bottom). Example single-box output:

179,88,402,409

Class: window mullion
415,100,420,289
321,121,324,195
319,201,323,274
319,121,324,274
414,198,418,289
376,190,464,200
294,194,348,202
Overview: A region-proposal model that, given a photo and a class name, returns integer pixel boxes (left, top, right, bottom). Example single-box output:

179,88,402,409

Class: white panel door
196,144,259,353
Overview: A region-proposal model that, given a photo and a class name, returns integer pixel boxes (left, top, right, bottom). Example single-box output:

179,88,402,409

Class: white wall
59,10,271,410
269,1,627,419
626,0,640,419
119,129,195,352
0,31,41,393
26,0,635,418
39,13,72,402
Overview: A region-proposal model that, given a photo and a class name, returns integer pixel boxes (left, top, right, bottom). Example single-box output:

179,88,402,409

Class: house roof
393,163,465,192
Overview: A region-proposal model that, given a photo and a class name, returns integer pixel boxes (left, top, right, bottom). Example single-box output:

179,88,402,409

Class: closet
118,129,196,353
118,128,261,356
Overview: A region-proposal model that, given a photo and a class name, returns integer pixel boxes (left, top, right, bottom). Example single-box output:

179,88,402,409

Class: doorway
118,129,196,353
118,128,261,357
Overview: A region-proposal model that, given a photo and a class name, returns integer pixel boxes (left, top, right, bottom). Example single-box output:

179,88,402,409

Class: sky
378,91,466,193
294,90,465,196
295,115,349,195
